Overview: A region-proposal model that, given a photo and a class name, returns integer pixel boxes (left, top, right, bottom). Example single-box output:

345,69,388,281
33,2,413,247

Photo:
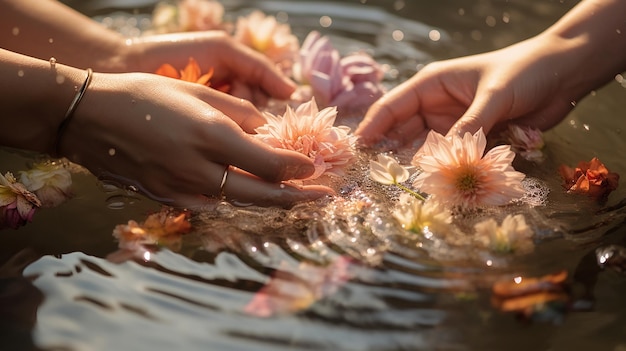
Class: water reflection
3,0,626,350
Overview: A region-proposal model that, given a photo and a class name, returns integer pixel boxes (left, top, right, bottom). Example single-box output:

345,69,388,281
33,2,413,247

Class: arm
0,0,296,100
0,48,331,207
0,0,130,72
356,0,626,145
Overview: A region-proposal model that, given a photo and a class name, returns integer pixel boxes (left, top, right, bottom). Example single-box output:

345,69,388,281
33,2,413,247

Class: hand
356,33,589,146
58,71,332,207
125,31,296,105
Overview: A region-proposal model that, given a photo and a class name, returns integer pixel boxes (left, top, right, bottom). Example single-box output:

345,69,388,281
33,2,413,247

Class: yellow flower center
456,169,479,193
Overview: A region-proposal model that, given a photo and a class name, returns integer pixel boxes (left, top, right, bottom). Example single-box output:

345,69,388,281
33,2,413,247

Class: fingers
165,167,334,209
190,84,266,133
203,116,317,182
220,167,334,207
355,77,423,145
446,87,512,137
220,40,296,100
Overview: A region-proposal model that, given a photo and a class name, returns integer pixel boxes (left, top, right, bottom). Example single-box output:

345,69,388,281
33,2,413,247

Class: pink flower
255,98,357,180
293,31,385,114
19,161,73,208
412,129,526,209
178,0,225,32
245,256,352,317
0,172,41,229
234,10,299,73
150,0,226,34
501,124,545,162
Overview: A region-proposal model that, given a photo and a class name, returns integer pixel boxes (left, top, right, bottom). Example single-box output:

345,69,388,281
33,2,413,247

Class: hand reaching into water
57,71,332,207
0,0,334,208
356,0,626,147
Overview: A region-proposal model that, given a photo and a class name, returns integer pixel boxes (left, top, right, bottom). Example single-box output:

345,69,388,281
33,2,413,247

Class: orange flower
558,157,619,199
113,208,192,252
491,271,569,322
155,57,229,92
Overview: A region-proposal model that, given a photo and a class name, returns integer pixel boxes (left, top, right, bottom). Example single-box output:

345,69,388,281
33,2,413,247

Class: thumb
446,89,511,138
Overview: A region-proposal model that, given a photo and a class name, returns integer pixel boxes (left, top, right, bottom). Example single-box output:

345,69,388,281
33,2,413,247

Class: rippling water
3,1,626,350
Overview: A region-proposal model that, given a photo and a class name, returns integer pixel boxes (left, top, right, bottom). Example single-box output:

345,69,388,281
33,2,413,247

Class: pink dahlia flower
294,31,385,114
0,172,41,229
412,129,526,209
501,124,545,162
255,98,357,180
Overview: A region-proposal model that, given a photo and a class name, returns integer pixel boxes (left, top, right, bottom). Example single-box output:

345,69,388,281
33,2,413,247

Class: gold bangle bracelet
55,68,93,157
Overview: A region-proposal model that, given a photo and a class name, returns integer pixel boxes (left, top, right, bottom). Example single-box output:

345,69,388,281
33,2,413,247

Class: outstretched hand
58,72,332,208
356,33,587,147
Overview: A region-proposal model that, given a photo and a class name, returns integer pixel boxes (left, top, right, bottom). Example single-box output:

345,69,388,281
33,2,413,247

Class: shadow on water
3,0,626,350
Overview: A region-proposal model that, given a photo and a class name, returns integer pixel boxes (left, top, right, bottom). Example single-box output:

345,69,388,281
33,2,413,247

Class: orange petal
180,57,202,82
495,292,569,312
196,67,214,86
155,63,180,79
492,270,567,297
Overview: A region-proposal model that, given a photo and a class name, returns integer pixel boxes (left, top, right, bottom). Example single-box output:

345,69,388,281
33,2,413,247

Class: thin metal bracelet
54,68,93,157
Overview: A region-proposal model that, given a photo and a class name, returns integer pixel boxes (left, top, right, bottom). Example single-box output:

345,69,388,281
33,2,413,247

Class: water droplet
513,276,523,284
145,114,152,121
48,38,54,44
250,246,257,253
279,183,286,189
108,148,116,156
17,70,24,77
12,27,19,36
143,251,151,261
485,16,496,27
392,30,404,41
106,200,125,210
319,15,332,28
106,194,139,210
429,30,441,41
49,57,56,68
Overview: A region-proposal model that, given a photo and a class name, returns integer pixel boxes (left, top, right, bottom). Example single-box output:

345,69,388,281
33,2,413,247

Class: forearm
0,0,132,72
542,0,626,91
0,48,87,154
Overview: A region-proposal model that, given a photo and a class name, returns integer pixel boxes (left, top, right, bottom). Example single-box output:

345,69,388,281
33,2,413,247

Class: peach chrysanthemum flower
254,98,357,180
234,10,299,73
178,0,225,32
150,0,226,34
412,128,525,209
